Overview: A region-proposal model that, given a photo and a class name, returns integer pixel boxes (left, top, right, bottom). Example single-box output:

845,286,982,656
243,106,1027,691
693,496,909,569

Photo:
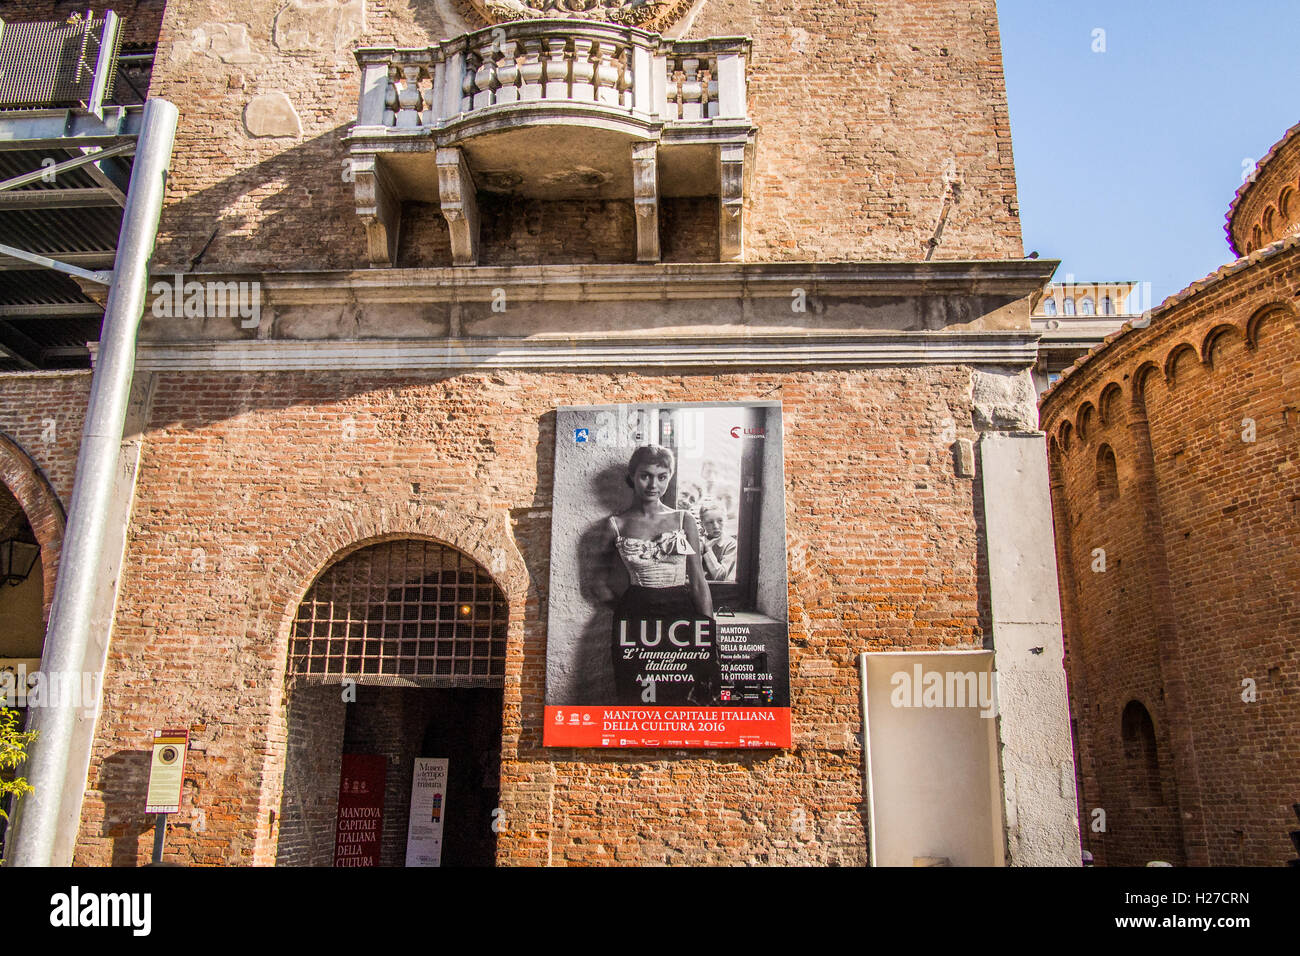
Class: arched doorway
276,538,506,867
0,486,46,858
0,482,45,661
0,437,63,860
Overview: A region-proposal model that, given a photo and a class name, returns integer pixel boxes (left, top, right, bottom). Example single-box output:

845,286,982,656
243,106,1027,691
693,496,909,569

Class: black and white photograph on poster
544,401,790,749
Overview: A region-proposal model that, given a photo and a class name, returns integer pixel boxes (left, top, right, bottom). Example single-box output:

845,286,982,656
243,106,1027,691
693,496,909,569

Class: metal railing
0,11,123,118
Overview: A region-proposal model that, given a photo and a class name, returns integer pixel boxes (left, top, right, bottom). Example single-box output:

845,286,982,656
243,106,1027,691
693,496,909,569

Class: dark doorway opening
336,685,503,867
278,683,504,866
418,687,502,867
277,538,509,867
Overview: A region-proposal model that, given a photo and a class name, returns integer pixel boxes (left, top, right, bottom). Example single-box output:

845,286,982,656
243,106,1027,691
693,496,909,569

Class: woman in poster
603,444,716,705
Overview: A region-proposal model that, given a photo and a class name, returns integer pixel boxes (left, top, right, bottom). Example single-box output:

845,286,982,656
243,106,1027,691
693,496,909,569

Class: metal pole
7,98,178,867
151,813,167,864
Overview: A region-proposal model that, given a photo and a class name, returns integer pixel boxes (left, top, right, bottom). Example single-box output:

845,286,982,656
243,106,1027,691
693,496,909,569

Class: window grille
289,539,507,687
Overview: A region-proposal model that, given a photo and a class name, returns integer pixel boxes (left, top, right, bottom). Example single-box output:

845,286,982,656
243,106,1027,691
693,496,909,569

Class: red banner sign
334,753,386,867
545,705,790,748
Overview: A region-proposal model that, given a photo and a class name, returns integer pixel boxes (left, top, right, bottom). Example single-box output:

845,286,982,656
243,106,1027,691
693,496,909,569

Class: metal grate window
289,540,507,688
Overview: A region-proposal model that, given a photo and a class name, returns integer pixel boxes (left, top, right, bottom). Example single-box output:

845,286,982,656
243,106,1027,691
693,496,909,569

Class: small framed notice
145,729,189,814
405,758,449,867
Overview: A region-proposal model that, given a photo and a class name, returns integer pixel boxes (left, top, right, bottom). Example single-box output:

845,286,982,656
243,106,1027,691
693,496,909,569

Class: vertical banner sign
544,401,791,748
144,729,189,813
405,758,449,867
334,754,386,867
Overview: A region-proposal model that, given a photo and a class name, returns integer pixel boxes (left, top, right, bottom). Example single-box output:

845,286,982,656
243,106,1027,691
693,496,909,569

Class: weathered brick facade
130,0,1021,271
0,373,91,626
59,365,987,865
1041,238,1300,867
1,1,1087,867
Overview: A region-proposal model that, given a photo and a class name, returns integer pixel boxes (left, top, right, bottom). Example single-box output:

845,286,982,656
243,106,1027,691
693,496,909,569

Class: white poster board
405,758,449,867
862,650,1003,867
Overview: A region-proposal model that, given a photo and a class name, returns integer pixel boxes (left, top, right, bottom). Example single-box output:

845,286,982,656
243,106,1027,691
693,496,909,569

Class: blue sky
998,0,1300,309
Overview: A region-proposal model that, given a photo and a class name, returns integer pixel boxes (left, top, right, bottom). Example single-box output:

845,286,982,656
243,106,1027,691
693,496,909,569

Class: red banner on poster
334,753,386,867
544,705,790,748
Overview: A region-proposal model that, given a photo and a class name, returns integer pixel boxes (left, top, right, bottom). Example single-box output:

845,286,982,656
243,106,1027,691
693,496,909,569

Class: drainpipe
8,98,178,867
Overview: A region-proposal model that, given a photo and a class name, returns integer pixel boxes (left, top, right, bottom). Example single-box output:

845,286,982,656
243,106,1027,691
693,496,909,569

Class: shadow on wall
569,461,640,703
150,121,703,273
152,125,390,274
94,748,153,867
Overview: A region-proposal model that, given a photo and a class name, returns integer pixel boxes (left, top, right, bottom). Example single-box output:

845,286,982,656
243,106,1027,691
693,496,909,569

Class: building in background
1030,281,1137,395
1,0,1080,867
1039,122,1300,866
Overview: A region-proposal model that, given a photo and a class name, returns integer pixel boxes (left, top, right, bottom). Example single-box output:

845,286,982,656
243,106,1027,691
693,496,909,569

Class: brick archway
0,430,66,627
269,502,529,621
252,500,529,866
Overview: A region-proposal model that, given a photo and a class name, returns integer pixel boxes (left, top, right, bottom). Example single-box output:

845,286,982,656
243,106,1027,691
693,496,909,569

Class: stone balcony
346,19,755,266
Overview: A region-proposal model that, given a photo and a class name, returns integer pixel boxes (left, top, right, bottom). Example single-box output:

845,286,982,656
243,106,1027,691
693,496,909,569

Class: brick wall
72,363,993,865
0,371,91,505
0,372,91,629
274,682,345,866
141,0,1022,272
690,0,1022,262
1041,241,1300,866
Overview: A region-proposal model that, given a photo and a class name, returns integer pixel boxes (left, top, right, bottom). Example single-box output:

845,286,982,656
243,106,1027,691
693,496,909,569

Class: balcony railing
355,21,748,132
347,19,755,267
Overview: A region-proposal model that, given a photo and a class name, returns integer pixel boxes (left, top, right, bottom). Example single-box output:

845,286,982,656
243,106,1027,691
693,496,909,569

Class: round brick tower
1228,122,1300,257
1040,129,1300,865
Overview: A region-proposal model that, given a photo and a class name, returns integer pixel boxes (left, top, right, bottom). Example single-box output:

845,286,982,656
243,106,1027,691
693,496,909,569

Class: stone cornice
117,331,1042,372
161,259,1059,306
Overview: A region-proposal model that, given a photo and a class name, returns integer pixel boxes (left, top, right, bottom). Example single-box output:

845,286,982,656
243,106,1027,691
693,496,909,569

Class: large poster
544,401,790,748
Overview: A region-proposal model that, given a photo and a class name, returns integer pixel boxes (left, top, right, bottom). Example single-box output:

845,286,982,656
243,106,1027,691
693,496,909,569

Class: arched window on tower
1121,700,1164,806
1043,297,1057,317
1096,444,1118,506
1063,297,1076,316
1101,295,1114,316
1080,296,1095,315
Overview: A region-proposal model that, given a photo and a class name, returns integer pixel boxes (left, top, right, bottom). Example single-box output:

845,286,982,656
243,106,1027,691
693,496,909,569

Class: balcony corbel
353,154,400,267
437,147,480,266
719,142,746,262
632,142,660,263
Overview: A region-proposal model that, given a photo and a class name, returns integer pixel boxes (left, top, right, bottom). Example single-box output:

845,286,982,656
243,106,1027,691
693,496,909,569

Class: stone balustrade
355,20,747,131
347,20,754,269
